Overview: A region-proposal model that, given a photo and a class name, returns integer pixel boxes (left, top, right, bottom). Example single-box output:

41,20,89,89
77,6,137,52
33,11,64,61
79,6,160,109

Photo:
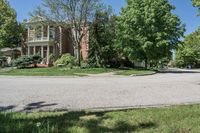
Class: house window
35,26,42,40
49,26,55,40
50,46,53,54
30,47,34,55
43,26,48,40
29,26,35,41
36,46,41,56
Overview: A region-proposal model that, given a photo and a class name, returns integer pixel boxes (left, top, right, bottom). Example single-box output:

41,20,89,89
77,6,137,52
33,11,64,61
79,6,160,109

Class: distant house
0,47,21,64
22,16,89,66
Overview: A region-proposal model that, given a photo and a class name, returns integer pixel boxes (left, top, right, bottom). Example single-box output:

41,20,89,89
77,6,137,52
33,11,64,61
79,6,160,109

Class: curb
130,72,157,77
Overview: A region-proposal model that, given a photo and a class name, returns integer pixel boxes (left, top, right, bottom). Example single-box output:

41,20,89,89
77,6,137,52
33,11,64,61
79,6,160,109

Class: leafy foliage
12,55,42,69
116,0,185,68
0,56,7,68
54,54,76,68
192,0,200,15
0,0,24,48
87,10,119,68
175,28,200,68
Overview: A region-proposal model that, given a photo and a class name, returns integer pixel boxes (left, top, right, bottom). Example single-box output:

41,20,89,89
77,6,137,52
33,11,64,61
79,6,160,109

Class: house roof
27,16,48,24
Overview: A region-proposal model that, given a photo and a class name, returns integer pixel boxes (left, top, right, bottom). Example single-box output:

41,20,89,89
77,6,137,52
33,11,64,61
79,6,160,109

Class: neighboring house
0,47,21,64
22,16,89,66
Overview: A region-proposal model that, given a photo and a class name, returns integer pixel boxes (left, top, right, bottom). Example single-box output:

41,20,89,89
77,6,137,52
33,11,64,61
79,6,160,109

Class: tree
31,0,103,66
0,0,23,48
192,0,200,15
87,10,119,67
175,28,200,68
116,0,185,69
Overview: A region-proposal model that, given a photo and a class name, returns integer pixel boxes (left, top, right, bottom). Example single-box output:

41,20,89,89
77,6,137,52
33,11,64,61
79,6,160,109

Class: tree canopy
175,28,200,68
115,0,185,68
192,0,200,15
87,10,119,67
0,0,23,48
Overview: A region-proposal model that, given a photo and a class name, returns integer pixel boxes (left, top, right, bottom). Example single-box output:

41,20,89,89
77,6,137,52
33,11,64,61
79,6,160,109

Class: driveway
0,71,200,111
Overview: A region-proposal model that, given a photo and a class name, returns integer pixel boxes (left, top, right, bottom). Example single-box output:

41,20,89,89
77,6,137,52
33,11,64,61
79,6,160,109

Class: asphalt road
0,71,200,111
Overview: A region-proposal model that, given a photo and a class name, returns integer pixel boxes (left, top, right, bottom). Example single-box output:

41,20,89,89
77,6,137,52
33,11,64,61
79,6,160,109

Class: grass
0,67,155,76
1,104,200,133
0,67,117,76
116,69,155,76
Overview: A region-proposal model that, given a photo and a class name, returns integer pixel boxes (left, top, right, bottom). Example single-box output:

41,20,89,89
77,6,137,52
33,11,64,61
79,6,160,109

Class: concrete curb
9,101,200,113
130,72,157,77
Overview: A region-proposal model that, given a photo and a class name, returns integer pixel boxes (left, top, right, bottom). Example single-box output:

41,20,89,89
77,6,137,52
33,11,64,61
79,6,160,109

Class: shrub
54,54,76,68
12,55,42,68
0,56,7,68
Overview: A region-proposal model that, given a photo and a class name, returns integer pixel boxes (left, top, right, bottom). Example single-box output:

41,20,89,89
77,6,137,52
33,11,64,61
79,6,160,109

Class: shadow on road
23,101,57,111
0,105,16,112
0,101,57,112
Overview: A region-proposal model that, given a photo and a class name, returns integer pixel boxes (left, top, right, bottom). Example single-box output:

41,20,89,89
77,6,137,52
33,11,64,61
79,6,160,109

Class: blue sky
8,0,200,35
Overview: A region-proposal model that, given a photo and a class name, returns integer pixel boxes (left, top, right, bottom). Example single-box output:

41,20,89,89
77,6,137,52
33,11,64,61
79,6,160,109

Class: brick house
22,16,89,66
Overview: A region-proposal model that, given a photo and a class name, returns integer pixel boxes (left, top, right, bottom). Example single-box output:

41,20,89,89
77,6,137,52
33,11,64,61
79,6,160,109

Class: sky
8,0,200,35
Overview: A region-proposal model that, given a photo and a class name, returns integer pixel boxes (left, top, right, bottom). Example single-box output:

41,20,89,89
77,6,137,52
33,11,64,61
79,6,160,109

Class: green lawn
1,105,200,133
116,69,155,76
0,67,155,76
0,67,117,76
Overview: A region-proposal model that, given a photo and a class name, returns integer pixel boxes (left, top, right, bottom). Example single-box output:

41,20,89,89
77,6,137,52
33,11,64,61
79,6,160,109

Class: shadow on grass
0,110,157,133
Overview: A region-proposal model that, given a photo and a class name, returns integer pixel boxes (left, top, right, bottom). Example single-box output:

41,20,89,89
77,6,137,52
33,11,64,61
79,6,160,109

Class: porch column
28,46,30,56
33,46,36,55
41,46,44,58
59,26,62,55
28,27,30,42
41,25,44,40
47,45,50,64
47,25,50,41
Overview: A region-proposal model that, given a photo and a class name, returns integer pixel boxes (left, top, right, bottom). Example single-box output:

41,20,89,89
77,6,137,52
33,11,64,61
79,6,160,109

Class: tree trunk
145,59,148,70
77,44,81,66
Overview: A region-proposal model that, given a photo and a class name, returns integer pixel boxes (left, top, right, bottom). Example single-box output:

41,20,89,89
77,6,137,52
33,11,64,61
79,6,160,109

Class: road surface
0,71,200,111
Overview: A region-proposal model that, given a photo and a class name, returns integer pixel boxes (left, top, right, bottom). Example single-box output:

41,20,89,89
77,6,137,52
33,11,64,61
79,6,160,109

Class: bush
0,56,7,68
54,54,76,68
12,55,42,69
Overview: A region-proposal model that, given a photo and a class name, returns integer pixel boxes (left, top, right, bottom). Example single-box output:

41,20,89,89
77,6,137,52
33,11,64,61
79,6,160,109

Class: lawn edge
130,71,157,77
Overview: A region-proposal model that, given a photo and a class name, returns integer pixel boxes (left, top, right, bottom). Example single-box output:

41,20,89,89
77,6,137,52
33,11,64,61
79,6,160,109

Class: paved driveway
0,71,200,111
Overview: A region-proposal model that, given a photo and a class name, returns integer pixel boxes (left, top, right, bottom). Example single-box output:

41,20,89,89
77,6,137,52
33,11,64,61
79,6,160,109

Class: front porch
27,43,59,65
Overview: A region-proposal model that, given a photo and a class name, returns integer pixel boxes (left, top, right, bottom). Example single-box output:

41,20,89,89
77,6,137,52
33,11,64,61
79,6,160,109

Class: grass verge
0,67,117,76
0,67,155,76
116,69,155,76
1,105,200,133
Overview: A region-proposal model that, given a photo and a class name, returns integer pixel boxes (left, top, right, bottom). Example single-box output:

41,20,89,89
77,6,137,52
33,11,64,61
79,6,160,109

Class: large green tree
0,0,23,48
87,10,119,67
192,0,200,15
116,0,185,68
175,28,200,68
